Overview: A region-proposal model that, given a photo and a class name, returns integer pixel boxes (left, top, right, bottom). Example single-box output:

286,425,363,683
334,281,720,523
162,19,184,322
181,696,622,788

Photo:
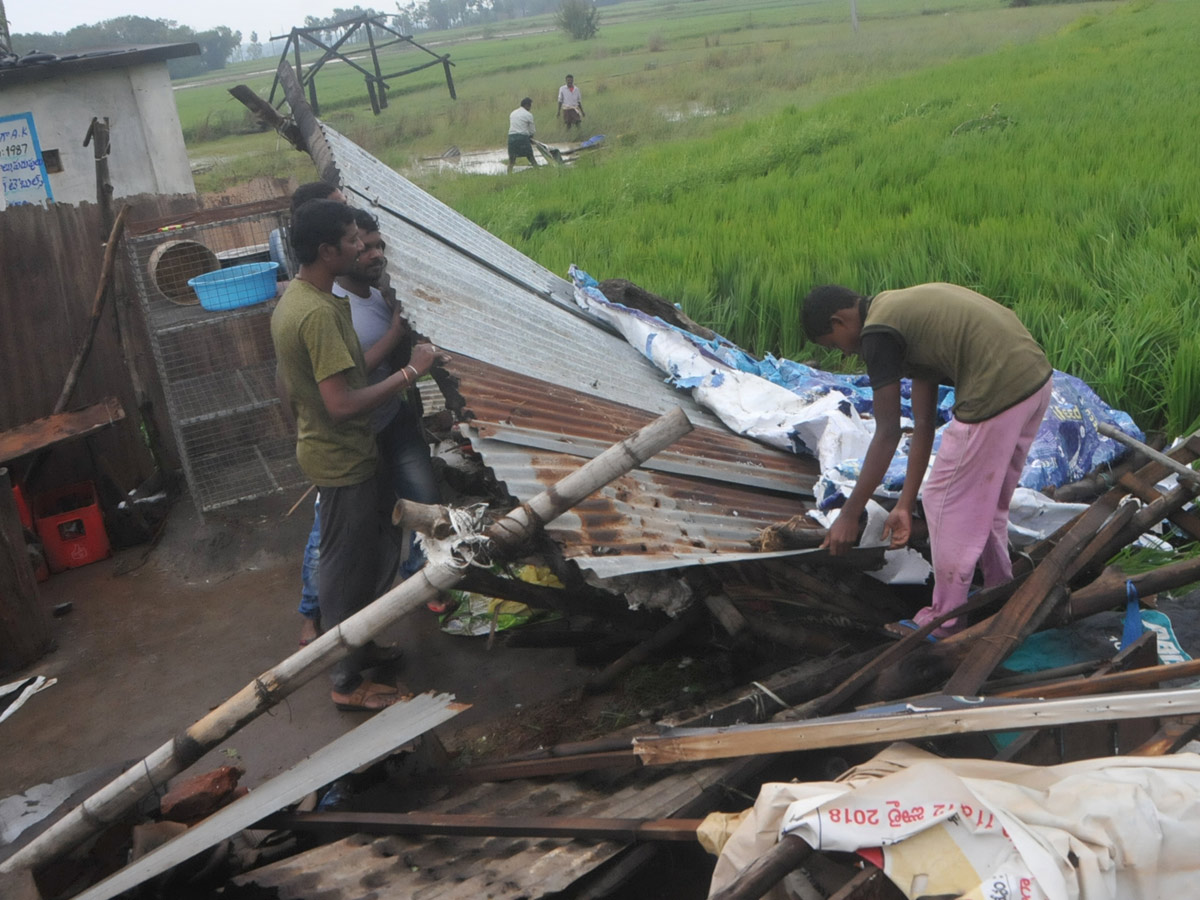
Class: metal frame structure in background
267,15,456,116
125,201,305,514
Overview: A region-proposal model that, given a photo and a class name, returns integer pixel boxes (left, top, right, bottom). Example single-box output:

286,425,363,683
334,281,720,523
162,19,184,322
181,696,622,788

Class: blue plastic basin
188,262,280,311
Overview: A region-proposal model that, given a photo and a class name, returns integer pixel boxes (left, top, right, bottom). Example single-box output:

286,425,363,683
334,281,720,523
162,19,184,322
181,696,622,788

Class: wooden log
52,205,130,416
0,468,51,673
632,688,1200,766
256,810,703,841
710,833,814,900
0,408,693,877
1062,554,1200,623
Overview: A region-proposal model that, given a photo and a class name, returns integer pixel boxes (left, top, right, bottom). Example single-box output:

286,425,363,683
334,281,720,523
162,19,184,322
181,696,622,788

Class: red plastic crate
34,481,111,573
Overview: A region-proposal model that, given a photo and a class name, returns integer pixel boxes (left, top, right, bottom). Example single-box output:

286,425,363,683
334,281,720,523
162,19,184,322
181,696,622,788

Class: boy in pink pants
801,283,1053,639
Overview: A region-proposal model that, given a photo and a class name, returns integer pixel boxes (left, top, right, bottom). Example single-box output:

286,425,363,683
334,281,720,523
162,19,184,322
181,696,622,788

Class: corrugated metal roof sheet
237,761,732,899
324,126,823,579
447,357,818,578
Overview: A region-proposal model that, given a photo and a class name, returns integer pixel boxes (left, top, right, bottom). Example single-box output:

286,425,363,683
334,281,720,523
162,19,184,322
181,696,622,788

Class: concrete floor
0,490,590,854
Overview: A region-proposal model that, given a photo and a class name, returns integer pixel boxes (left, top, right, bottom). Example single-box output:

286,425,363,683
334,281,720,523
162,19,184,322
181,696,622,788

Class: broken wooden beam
0,408,693,877
631,688,1200,765
277,60,340,185
1063,554,1200,623
996,657,1200,700
256,810,703,842
943,496,1134,696
228,84,304,148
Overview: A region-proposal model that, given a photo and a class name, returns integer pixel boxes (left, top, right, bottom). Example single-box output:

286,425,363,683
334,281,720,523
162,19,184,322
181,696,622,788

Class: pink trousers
911,380,1053,637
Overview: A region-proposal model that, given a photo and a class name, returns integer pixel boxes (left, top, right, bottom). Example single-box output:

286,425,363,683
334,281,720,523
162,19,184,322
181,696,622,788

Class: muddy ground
0,489,624,855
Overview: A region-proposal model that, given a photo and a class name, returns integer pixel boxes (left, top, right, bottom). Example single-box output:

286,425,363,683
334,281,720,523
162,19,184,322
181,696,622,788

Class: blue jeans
299,404,438,620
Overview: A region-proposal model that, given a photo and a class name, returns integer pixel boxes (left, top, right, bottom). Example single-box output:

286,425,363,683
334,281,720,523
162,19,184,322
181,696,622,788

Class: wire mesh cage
126,204,306,513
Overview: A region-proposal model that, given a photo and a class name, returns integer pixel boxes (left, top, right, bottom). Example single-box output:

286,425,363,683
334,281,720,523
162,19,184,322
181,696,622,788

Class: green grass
180,0,1200,434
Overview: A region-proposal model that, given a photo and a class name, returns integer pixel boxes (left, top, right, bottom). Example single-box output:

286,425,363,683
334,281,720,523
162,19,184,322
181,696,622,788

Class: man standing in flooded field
507,97,538,174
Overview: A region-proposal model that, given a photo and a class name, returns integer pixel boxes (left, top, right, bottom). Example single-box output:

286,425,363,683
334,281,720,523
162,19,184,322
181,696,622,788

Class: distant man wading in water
802,282,1053,640
507,97,538,174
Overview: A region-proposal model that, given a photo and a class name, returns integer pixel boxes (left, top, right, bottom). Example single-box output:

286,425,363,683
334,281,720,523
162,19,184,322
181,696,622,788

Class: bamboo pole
0,407,692,877
1097,423,1200,487
52,204,130,416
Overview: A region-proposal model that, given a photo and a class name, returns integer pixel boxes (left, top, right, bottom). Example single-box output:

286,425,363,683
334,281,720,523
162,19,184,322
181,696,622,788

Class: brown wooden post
0,468,51,673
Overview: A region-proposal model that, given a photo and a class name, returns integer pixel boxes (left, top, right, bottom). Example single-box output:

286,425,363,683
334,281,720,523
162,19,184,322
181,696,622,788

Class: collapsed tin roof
324,125,820,580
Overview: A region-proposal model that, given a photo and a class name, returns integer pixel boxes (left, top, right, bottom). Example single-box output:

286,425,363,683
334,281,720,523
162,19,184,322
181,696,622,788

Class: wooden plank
70,693,464,900
0,397,125,465
257,811,702,842
632,688,1200,766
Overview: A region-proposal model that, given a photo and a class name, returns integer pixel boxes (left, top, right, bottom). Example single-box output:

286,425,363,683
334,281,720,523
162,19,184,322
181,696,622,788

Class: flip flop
884,619,939,643
332,681,401,712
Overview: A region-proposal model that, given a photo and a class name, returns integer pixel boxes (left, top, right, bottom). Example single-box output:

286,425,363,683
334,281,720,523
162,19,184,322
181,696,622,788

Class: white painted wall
0,61,195,210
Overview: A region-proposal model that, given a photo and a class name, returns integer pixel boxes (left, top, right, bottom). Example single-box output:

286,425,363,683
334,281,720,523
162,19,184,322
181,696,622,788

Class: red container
34,482,111,573
11,484,32,530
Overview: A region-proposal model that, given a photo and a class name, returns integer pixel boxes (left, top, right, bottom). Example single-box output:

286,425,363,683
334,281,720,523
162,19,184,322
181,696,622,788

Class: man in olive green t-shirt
801,283,1053,639
272,198,448,711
